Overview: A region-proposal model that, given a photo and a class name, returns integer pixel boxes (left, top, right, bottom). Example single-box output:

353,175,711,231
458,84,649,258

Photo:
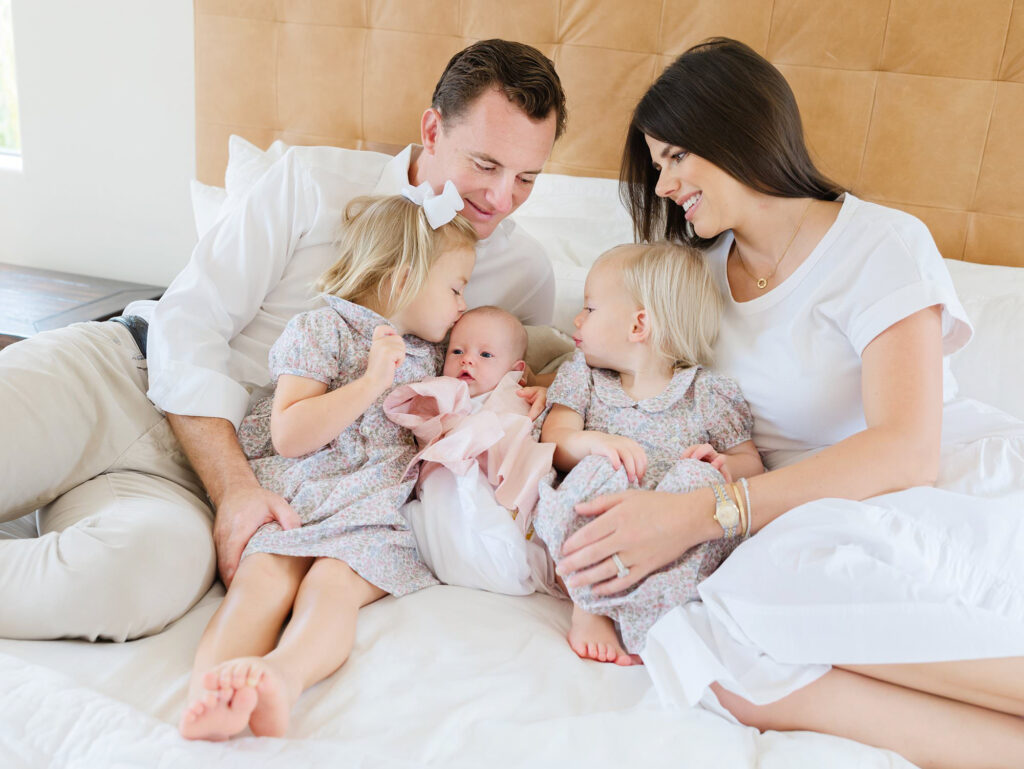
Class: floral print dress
533,350,755,652
236,296,443,597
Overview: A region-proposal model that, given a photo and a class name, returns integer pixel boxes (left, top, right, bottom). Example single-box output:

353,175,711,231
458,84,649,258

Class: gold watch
712,483,740,538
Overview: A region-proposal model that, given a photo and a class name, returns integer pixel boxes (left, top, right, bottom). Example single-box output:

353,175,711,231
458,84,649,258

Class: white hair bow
400,180,465,229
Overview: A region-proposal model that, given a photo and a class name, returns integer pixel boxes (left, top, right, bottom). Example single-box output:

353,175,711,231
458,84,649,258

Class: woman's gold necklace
734,199,816,290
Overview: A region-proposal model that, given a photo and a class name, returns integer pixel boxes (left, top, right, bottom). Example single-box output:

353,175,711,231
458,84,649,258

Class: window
0,0,20,156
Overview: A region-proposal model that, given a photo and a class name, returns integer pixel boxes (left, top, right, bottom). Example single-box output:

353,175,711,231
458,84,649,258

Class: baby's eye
583,305,594,313
480,352,494,359
452,288,463,296
450,348,463,355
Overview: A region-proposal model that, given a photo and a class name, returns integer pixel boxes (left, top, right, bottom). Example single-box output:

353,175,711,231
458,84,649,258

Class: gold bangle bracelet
729,481,747,539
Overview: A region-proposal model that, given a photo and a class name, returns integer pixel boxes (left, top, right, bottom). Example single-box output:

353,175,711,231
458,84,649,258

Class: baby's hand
517,386,547,421
681,443,731,482
365,326,406,390
588,433,647,484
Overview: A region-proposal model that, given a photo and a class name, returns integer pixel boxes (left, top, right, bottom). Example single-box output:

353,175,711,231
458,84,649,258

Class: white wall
0,1,196,287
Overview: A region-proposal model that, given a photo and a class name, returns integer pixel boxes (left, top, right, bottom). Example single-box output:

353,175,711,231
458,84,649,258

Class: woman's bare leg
713,668,1024,769
179,553,312,739
840,658,1024,717
211,558,387,737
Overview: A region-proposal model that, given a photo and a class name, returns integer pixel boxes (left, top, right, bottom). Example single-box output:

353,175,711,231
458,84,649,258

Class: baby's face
443,313,523,396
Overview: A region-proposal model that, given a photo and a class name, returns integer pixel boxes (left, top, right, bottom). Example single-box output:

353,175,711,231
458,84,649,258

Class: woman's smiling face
645,134,747,240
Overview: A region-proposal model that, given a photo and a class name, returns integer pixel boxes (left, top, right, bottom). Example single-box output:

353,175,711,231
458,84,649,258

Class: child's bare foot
568,606,639,666
246,658,296,738
179,683,258,741
203,656,296,738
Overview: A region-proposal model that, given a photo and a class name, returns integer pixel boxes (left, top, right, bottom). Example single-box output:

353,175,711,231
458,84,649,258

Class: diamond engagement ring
611,553,630,579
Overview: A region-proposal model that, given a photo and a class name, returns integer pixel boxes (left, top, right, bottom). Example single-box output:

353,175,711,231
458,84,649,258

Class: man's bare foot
179,683,258,741
567,606,639,666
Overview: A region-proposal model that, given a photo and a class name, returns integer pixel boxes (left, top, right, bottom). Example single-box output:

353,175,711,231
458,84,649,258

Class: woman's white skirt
643,398,1024,717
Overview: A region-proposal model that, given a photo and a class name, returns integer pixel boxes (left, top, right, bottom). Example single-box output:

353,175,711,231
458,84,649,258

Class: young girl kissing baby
179,184,476,741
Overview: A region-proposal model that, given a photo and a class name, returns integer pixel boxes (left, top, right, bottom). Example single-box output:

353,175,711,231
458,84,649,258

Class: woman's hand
364,326,406,390
517,385,547,420
588,434,648,484
556,487,718,595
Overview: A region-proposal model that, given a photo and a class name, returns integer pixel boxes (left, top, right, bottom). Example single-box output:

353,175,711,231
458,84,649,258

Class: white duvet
0,585,914,768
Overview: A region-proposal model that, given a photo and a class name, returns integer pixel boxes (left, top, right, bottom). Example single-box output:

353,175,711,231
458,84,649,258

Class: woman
557,38,1024,768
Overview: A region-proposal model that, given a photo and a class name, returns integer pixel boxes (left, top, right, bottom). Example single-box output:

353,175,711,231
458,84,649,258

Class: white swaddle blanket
385,371,559,596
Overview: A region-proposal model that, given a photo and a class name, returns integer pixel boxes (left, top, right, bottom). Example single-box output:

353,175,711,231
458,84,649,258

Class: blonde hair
608,242,722,369
457,305,528,360
317,195,478,314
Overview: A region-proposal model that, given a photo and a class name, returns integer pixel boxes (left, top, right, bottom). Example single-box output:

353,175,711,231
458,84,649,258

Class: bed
3,2,1024,767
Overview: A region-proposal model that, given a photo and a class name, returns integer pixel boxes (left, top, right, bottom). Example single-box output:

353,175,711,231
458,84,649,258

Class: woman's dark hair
432,39,567,140
620,37,842,245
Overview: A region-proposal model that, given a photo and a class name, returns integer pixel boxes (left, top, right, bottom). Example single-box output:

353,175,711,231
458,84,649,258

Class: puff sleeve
545,349,593,419
694,370,754,452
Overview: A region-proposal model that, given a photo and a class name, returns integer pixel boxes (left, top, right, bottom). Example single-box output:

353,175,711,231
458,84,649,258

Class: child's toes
230,685,258,715
183,702,205,723
202,669,221,692
230,664,250,690
243,663,263,689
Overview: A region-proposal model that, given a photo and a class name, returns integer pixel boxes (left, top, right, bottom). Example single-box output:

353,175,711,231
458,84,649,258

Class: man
0,39,566,641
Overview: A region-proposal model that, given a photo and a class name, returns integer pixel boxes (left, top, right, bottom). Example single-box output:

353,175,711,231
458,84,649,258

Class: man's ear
629,309,650,343
421,107,443,153
512,360,527,373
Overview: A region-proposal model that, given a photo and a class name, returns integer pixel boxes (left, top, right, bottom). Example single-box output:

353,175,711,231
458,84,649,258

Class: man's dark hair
431,39,567,139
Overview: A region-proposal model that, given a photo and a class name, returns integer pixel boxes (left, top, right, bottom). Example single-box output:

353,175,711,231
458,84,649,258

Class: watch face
716,499,740,528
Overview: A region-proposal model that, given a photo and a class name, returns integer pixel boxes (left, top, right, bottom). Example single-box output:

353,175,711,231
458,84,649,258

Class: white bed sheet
0,584,912,768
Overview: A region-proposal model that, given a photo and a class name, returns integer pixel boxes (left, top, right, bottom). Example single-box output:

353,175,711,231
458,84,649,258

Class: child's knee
230,553,310,606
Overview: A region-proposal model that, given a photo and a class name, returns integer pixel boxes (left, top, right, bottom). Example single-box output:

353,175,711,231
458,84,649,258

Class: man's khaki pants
0,321,216,641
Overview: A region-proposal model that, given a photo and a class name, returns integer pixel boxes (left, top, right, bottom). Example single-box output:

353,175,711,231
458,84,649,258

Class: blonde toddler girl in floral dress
536,243,764,666
179,183,476,741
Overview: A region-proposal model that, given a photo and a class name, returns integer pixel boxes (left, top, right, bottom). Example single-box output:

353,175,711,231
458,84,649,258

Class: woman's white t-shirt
705,193,972,469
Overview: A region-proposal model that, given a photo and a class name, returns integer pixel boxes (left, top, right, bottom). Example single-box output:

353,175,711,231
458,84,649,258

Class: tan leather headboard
195,0,1024,268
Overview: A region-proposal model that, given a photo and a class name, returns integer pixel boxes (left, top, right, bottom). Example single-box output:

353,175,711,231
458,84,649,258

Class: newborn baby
386,306,557,595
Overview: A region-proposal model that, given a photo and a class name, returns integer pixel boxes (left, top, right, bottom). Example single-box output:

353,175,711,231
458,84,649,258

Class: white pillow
190,149,1024,425
945,259,1024,421
188,136,289,240
224,135,288,205
512,173,634,335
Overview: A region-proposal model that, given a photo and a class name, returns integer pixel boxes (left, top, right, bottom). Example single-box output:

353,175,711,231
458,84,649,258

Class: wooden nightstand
0,263,164,350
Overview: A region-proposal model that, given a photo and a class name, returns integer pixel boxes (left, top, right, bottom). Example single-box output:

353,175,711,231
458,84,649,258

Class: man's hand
165,413,302,587
214,482,301,586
